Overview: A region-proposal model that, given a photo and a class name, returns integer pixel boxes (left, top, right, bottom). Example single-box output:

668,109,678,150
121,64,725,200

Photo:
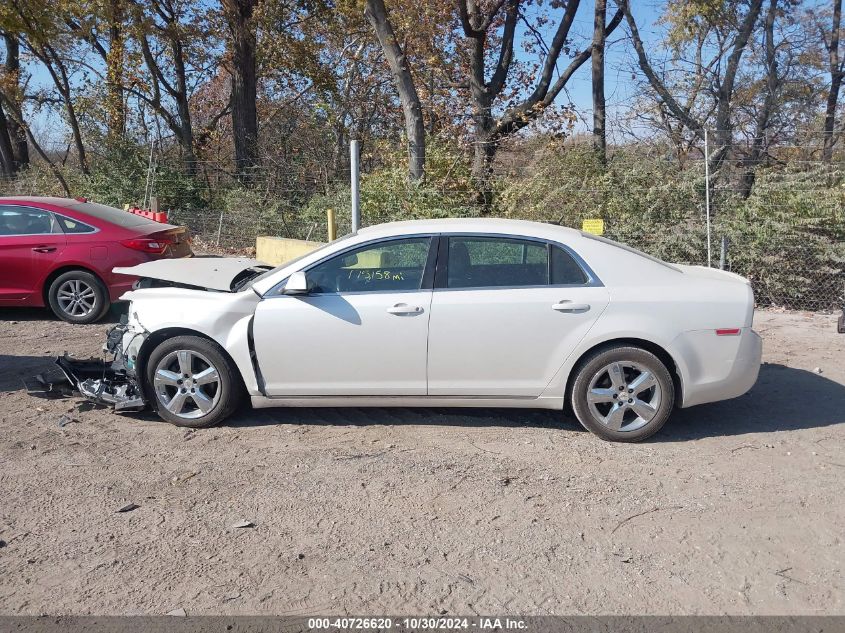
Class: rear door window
446,236,549,289
0,206,61,236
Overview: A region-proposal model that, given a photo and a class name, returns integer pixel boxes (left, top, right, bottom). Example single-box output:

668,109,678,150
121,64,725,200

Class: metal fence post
216,209,224,247
350,139,361,233
704,128,712,268
720,236,729,270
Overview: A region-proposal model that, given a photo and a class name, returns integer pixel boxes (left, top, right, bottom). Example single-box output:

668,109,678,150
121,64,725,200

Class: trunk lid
673,264,751,285
132,223,193,258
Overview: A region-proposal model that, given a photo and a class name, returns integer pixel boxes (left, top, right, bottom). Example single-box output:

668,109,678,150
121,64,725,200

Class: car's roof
0,196,81,208
357,217,584,240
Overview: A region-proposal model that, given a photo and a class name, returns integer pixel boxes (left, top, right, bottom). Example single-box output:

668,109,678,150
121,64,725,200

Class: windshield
243,233,357,289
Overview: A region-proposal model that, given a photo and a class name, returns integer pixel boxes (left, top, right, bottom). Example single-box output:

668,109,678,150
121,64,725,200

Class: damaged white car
29,219,763,442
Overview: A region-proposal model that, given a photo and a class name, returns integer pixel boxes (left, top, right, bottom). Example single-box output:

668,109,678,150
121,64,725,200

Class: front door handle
387,303,424,315
552,300,590,313
32,246,57,253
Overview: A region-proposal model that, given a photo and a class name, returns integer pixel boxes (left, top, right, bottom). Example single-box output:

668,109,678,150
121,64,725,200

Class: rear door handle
552,300,590,313
387,303,424,315
32,246,57,253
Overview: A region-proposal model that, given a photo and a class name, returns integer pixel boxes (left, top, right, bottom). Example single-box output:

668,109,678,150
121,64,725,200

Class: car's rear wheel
144,335,242,428
47,270,110,324
571,345,675,442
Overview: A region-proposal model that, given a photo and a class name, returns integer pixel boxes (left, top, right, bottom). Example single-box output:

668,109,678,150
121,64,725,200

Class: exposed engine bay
25,256,275,411
25,319,149,412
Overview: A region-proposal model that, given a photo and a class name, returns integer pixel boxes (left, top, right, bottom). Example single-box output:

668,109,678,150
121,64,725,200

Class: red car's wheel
47,270,110,324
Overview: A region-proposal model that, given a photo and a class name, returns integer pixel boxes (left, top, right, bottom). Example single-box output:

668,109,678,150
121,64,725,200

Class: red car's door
0,205,67,303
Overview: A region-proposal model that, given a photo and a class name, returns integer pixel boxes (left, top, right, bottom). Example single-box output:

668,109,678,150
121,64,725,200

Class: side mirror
281,271,311,295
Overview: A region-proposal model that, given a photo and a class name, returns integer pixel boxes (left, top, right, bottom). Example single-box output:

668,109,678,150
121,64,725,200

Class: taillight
715,328,741,336
120,237,171,254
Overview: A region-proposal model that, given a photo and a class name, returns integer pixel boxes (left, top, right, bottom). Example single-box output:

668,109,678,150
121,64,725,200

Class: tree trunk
0,104,16,177
592,0,607,164
740,0,779,198
712,0,764,172
2,33,28,170
364,0,425,182
105,0,126,140
471,97,497,209
458,0,623,208
171,37,197,174
823,0,843,162
223,0,259,179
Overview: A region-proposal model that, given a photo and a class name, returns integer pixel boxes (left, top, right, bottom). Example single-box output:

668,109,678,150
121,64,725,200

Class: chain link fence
160,132,843,312
3,130,843,311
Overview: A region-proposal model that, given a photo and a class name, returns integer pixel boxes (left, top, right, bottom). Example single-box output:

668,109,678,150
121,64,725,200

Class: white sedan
47,219,762,442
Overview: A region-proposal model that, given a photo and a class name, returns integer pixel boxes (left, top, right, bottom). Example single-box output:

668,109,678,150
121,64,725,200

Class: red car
0,196,192,324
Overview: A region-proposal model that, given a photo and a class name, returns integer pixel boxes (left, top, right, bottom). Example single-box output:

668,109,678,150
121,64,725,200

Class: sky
21,1,764,146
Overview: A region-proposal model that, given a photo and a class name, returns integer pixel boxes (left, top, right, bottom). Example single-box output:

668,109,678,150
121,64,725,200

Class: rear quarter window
55,214,97,234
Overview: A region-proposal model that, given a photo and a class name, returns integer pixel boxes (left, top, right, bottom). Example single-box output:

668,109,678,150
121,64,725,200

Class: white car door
427,235,610,397
252,236,435,396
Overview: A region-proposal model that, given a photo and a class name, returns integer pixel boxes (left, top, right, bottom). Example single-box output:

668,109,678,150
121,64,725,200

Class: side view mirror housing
281,271,311,295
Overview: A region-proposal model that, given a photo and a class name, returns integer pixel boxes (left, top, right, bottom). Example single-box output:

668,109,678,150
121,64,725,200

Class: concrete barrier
256,236,325,266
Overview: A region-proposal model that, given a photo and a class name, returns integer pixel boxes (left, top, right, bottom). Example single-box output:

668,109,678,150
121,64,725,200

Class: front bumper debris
25,321,147,412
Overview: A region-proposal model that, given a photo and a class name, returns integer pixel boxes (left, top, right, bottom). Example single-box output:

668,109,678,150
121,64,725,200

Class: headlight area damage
25,319,149,411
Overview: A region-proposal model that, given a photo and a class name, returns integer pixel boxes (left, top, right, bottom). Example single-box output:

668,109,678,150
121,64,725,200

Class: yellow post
326,208,337,241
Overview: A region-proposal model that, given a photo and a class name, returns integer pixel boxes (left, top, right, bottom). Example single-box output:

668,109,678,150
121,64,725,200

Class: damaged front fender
26,321,149,412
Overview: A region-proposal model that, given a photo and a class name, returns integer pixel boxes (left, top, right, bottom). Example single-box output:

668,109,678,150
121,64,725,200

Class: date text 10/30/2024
308,618,527,630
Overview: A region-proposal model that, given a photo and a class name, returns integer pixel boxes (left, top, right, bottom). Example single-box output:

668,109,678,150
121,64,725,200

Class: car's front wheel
144,335,242,428
571,345,675,442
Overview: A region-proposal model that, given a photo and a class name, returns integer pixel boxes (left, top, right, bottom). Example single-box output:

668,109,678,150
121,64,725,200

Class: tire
570,345,675,442
144,335,242,428
47,270,110,324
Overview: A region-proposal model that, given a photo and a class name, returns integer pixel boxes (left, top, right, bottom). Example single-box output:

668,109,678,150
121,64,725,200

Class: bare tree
0,90,70,194
740,0,785,197
623,0,765,172
129,0,200,173
820,0,843,162
5,0,89,172
364,0,425,182
456,0,623,206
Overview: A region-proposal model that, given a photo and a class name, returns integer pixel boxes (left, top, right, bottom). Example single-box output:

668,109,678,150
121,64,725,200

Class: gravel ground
0,307,843,616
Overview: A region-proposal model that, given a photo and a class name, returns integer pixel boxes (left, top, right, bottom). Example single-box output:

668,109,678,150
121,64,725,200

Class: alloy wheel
153,349,221,419
56,279,97,318
585,361,662,432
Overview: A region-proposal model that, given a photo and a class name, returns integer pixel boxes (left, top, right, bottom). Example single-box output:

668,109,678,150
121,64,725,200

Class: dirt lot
0,307,843,616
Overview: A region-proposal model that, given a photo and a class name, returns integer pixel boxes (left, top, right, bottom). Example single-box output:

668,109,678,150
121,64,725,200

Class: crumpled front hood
114,257,271,292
